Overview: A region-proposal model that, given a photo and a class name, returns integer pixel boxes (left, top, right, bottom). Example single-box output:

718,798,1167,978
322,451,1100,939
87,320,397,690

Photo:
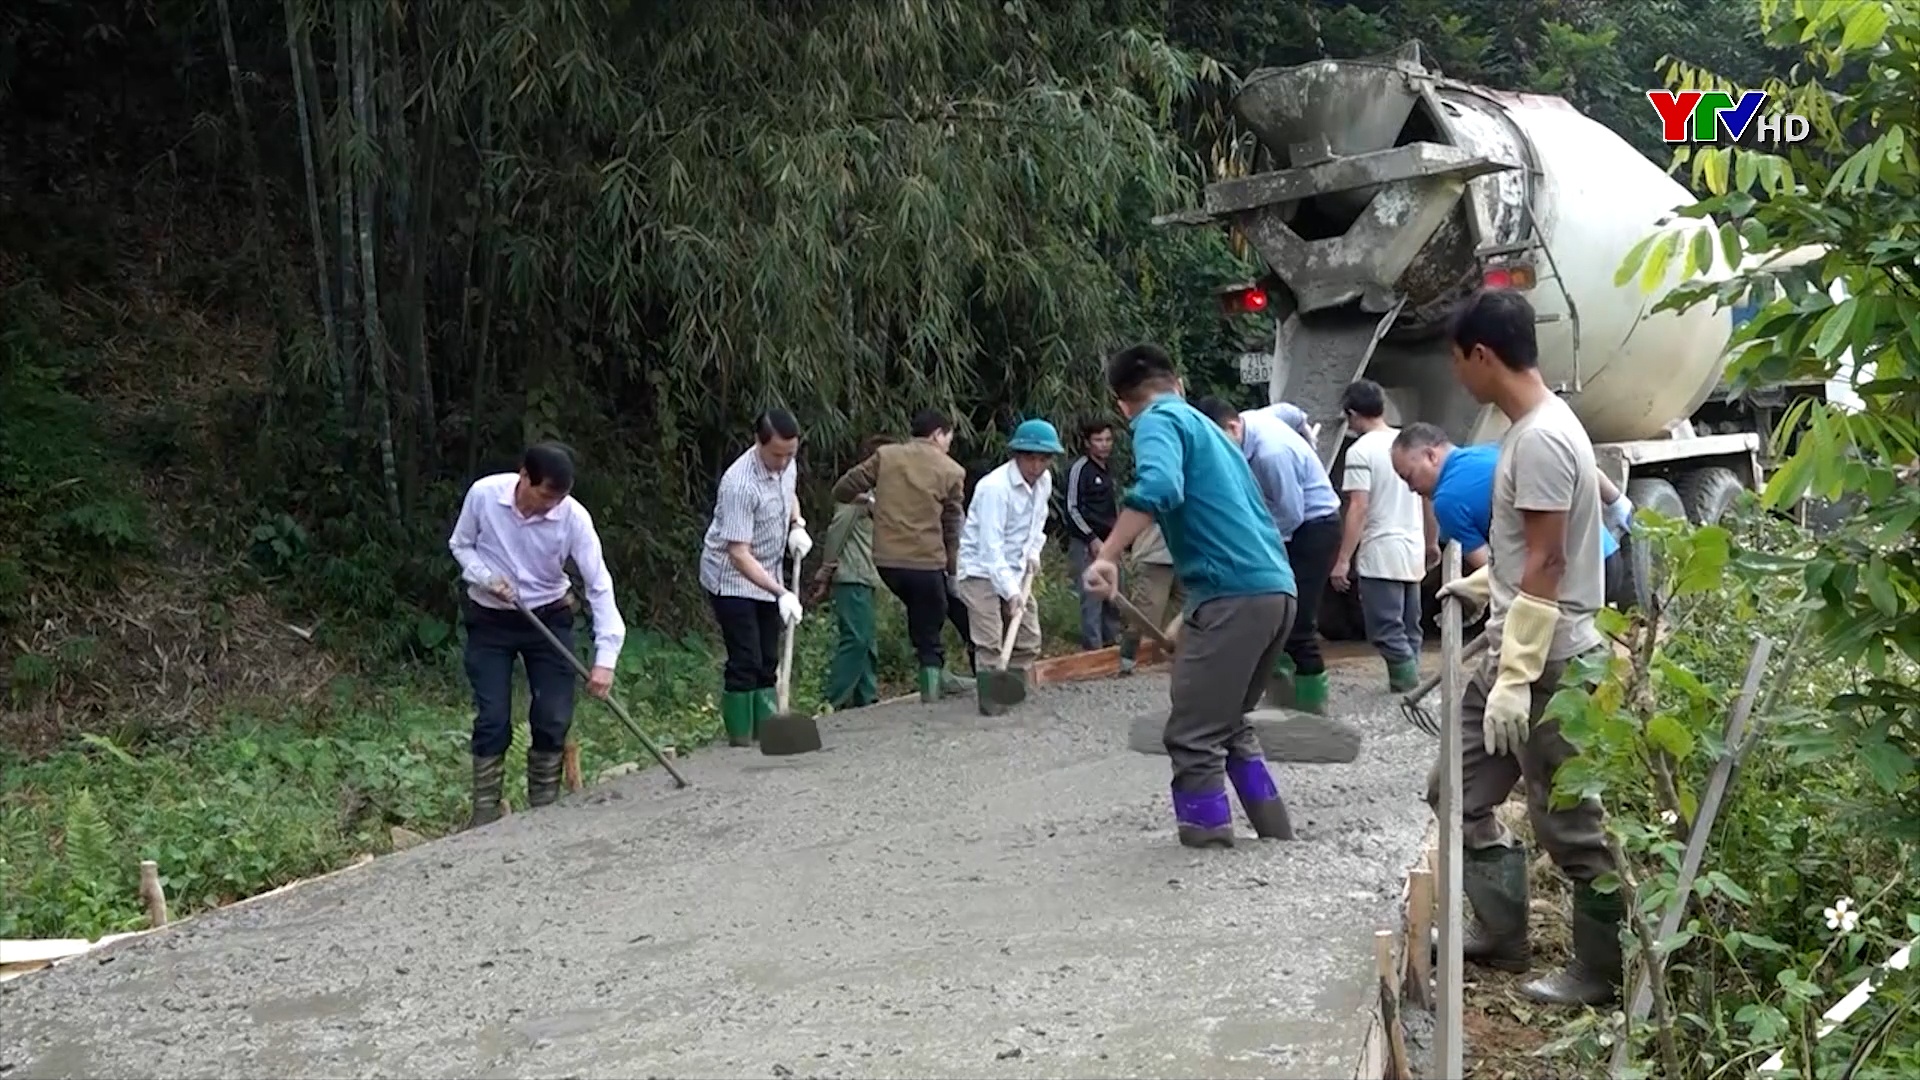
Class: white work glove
1482,592,1559,757
1604,494,1634,534
777,591,804,626
1436,565,1491,613
482,573,516,603
787,524,813,561
1482,678,1533,757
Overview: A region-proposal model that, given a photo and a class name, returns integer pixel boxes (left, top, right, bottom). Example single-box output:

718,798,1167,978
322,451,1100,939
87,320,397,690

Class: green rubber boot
1387,658,1421,693
1262,654,1298,709
1293,671,1330,715
466,753,506,830
917,667,944,703
1462,844,1532,973
752,688,777,742
1520,882,1625,1006
526,749,564,809
720,690,755,747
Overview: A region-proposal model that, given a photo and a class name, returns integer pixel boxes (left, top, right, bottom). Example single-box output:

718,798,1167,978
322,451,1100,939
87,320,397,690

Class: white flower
1823,897,1859,933
1660,809,1679,826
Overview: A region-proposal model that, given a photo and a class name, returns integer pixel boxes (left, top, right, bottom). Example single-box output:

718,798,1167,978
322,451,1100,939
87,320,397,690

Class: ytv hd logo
1646,90,1811,145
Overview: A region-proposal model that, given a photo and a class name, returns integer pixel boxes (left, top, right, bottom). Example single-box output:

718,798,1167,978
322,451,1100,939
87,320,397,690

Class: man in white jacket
955,419,1065,687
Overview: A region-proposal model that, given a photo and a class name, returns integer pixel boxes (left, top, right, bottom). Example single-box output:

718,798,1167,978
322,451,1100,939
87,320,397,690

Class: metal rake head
1398,692,1441,738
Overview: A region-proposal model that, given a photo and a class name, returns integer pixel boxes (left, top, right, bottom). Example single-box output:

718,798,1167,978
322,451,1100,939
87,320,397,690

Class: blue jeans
463,600,577,758
1066,537,1121,650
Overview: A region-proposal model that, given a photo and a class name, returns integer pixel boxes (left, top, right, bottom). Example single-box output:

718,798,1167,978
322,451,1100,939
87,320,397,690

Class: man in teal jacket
1081,343,1299,849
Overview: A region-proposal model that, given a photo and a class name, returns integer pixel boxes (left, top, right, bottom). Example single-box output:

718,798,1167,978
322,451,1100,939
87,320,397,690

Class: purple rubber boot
1227,756,1296,840
1171,786,1235,849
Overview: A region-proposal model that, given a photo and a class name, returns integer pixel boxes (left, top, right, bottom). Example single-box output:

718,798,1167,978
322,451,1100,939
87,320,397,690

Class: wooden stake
1435,541,1466,1080
137,860,169,928
1406,866,1436,1009
562,742,583,793
1376,929,1412,1080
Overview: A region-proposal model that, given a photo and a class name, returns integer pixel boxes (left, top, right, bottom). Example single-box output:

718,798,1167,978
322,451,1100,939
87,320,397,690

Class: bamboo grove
0,0,1792,632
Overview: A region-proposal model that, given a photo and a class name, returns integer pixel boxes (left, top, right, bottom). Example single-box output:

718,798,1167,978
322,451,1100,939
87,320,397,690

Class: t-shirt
1341,427,1427,582
1432,445,1617,562
1487,396,1606,661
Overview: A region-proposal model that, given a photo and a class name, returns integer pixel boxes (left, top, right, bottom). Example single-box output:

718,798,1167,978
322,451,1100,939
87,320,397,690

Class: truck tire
1675,466,1744,525
1621,478,1686,613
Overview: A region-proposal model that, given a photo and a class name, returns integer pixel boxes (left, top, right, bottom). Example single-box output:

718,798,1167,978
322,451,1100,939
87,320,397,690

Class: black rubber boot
1463,844,1532,973
526,749,564,810
467,753,506,829
1520,882,1624,1006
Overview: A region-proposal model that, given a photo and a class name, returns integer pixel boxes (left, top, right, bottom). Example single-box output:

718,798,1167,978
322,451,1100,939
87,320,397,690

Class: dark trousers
946,587,976,673
709,591,782,692
1424,654,1614,883
879,566,951,669
1066,537,1122,649
1283,513,1341,676
1163,594,1296,793
463,600,577,758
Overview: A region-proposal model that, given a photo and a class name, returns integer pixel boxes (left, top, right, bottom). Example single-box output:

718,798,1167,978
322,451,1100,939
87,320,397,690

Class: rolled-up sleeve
1122,411,1185,515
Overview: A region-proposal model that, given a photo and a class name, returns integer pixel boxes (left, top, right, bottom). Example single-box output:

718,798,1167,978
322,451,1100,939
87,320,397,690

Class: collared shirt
699,445,798,602
1238,404,1341,541
1432,445,1618,560
957,460,1052,600
447,472,627,668
1125,393,1295,608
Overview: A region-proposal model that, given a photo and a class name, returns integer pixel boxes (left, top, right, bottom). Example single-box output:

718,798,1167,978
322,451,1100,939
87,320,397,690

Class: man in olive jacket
834,409,974,702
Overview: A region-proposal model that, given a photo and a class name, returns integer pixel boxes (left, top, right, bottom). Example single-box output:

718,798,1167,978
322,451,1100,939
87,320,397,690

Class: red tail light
1222,285,1270,315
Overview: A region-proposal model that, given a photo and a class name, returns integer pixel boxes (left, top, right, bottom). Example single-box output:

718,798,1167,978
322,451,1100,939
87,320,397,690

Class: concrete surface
0,662,1436,1080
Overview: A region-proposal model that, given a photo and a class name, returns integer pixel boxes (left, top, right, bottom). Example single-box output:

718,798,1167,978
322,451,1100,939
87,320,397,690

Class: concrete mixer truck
1161,41,1834,628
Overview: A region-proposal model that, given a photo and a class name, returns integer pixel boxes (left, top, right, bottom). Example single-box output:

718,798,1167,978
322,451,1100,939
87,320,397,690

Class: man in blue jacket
1081,343,1298,849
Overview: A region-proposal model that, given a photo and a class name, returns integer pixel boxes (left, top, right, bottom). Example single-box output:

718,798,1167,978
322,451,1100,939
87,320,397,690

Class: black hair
1078,417,1114,442
1190,396,1239,426
1449,289,1539,371
1106,343,1178,402
522,442,576,491
1340,379,1386,419
754,408,802,443
1392,422,1453,454
909,409,951,438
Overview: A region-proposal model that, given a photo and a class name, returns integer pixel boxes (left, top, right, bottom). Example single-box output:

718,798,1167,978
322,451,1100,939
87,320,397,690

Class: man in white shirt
448,442,627,828
1331,379,1437,693
954,419,1063,703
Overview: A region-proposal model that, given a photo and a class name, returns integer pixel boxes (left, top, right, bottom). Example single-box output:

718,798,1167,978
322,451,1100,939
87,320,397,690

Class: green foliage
0,281,154,624
1541,501,1919,1077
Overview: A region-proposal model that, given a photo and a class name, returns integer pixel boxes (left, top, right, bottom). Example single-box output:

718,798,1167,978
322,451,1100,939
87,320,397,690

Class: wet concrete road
1,662,1436,1079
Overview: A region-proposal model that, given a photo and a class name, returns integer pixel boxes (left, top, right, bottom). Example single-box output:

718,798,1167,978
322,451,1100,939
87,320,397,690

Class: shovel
760,555,823,756
1111,593,1177,654
975,564,1039,715
511,598,691,789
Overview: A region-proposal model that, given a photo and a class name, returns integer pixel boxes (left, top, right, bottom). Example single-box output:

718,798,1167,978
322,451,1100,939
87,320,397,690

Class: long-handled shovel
759,555,823,756
513,599,692,789
1111,593,1177,654
976,564,1039,715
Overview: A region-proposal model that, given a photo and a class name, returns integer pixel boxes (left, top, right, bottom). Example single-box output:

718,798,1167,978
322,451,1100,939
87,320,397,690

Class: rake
1398,630,1488,736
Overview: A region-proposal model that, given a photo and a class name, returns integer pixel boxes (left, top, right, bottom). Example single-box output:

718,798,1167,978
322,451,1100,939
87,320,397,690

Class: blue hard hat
1007,418,1066,455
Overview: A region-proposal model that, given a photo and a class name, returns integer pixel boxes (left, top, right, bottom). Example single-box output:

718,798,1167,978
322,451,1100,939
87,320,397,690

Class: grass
1,546,1100,941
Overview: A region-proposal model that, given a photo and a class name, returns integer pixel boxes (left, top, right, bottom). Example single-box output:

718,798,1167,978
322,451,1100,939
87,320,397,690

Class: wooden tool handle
994,562,1039,671
777,557,799,712
1111,592,1174,648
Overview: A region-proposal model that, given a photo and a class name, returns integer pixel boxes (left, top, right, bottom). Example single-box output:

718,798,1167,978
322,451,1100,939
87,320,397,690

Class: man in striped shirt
699,409,811,747
448,442,627,828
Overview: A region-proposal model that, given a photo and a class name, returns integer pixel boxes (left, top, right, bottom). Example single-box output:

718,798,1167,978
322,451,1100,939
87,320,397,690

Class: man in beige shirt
834,409,973,702
1435,288,1617,1008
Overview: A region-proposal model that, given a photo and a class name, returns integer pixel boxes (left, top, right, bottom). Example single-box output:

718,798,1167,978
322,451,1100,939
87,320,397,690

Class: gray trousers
1425,654,1615,883
1359,576,1423,663
1066,537,1122,650
1164,594,1295,793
